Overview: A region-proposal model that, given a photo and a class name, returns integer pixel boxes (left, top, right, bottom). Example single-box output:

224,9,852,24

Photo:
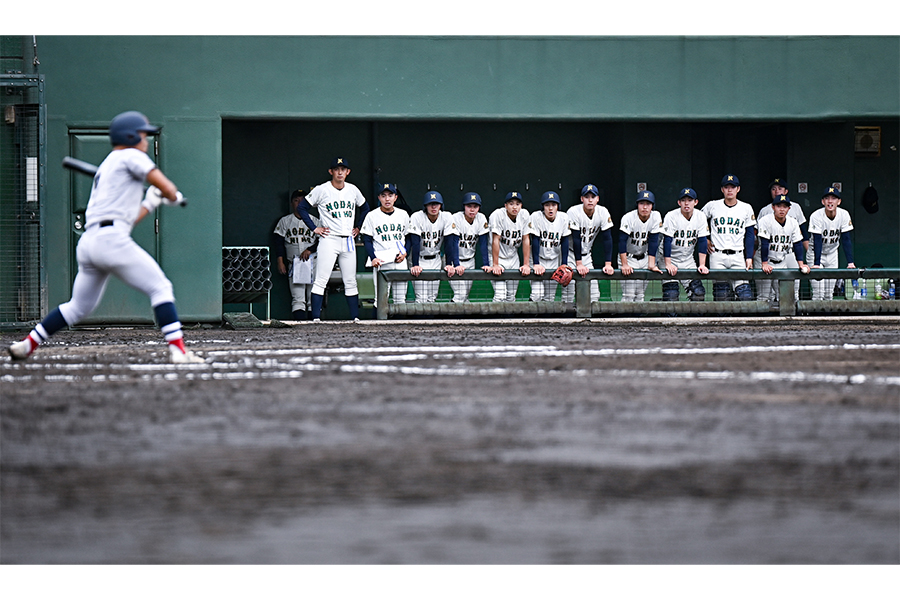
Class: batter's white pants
531,255,561,302
561,254,600,303
450,257,476,302
806,248,839,300
621,254,649,302
311,235,358,297
288,252,316,312
413,255,444,303
709,250,748,290
373,262,408,307
59,223,175,325
492,255,522,302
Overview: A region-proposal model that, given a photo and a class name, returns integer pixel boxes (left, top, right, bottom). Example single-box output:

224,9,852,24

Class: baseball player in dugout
360,183,411,308
754,178,808,301
274,189,319,321
658,187,710,301
528,191,572,301
807,186,855,300
618,190,664,302
8,111,203,363
445,192,492,303
701,174,757,301
563,184,615,304
488,191,532,301
758,194,811,303
408,190,455,303
297,157,369,322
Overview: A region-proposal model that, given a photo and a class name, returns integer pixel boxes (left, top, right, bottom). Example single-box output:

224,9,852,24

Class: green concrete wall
8,36,900,321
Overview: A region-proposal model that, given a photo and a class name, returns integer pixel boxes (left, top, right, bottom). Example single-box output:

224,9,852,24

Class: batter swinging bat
63,156,188,207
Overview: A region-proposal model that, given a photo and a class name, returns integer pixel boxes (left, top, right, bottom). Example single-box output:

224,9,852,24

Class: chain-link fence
1,74,46,328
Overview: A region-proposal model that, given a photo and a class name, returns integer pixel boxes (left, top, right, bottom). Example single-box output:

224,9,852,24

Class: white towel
292,256,313,284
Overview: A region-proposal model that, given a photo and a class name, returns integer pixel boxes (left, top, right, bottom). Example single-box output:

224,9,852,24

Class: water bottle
890,280,896,300
860,280,868,299
874,279,883,299
851,279,860,299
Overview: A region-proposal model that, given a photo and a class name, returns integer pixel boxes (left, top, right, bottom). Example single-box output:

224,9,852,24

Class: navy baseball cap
772,194,791,206
822,186,841,199
721,174,740,186
679,187,698,200
463,192,482,206
636,190,656,205
541,191,560,205
505,191,523,203
377,183,397,195
581,184,599,196
330,156,350,169
769,178,789,190
424,191,444,206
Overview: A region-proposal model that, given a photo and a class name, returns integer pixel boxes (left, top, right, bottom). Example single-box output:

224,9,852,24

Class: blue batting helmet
109,111,159,147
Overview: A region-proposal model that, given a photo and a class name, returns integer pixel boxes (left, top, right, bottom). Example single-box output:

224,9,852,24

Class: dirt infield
2,317,898,564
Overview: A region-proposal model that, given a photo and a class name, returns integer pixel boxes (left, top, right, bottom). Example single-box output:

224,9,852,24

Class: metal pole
376,268,390,320
575,278,591,318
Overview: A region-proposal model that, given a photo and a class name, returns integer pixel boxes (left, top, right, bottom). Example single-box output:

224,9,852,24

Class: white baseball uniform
408,210,454,303
806,207,853,300
489,207,530,302
527,211,571,301
448,211,489,302
60,148,176,326
305,181,367,297
361,207,410,305
657,208,710,292
757,213,803,302
274,212,319,312
702,198,756,291
618,208,663,302
563,204,614,303
754,201,806,300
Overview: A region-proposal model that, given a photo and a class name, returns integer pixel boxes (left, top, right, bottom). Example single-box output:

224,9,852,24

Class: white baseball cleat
8,336,37,361
169,345,205,364
353,318,360,323
312,318,321,322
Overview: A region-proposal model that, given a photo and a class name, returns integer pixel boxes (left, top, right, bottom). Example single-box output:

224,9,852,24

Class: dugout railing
374,268,900,320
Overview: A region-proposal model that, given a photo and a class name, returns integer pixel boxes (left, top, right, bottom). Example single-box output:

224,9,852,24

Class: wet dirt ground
2,317,898,564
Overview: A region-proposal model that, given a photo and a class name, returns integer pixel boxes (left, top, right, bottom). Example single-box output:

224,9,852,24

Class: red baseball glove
551,264,574,287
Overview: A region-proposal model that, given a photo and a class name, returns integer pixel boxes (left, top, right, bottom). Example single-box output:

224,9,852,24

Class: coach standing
297,157,370,322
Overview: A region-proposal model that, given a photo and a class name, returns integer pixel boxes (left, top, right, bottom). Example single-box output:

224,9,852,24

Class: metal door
68,131,159,324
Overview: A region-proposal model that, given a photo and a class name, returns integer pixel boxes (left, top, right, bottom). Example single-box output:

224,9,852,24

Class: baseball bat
62,156,98,177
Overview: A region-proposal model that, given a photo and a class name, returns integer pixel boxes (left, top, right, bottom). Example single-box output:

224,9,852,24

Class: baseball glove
551,264,574,287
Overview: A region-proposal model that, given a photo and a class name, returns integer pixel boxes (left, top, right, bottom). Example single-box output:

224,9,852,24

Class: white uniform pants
59,223,175,325
413,255,444,303
492,255,522,302
311,235,358,297
621,254,649,302
561,254,600,303
767,254,800,302
709,250,748,290
531,255,561,302
663,255,700,294
806,248,838,300
450,257,476,302
288,252,316,312
373,262,408,307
